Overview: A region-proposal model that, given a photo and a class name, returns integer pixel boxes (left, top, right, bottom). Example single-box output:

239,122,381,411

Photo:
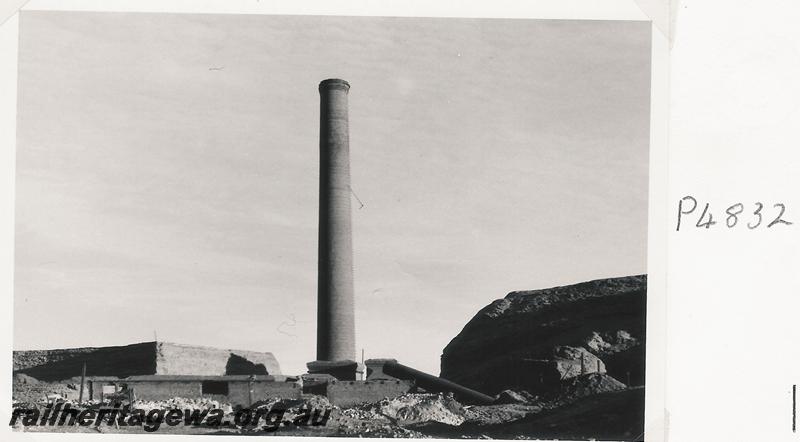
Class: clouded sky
14,11,650,375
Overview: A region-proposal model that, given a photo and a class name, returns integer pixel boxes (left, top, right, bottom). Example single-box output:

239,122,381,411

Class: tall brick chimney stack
309,79,357,379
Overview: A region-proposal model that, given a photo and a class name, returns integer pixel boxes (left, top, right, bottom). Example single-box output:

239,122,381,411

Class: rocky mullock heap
440,275,646,395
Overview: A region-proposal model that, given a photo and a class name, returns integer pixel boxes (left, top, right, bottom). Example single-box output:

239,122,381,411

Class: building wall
326,380,414,408
227,381,301,406
90,379,301,405
129,381,203,401
155,342,281,376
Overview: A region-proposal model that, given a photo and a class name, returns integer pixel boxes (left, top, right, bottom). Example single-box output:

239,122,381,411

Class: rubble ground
12,373,637,438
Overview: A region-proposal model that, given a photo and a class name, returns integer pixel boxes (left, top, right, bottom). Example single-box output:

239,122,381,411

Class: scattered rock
585,330,638,355
370,393,466,426
493,390,536,405
133,397,232,414
463,404,542,426
553,346,605,380
554,373,627,404
13,373,39,385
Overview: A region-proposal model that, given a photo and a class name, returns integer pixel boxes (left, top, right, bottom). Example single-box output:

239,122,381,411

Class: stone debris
11,373,635,438
301,393,467,437
463,404,542,426
552,346,605,379
368,393,467,426
13,374,83,404
337,421,429,438
584,330,639,355
14,373,39,384
552,373,627,404
132,397,233,414
493,390,537,405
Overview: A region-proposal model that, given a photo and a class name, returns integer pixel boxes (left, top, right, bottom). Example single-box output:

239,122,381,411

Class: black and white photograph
7,6,654,440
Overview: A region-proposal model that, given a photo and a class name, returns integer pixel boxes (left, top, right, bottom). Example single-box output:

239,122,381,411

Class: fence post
248,375,255,406
78,362,86,403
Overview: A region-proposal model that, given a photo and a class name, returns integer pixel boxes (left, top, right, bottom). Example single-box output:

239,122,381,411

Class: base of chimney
306,359,358,381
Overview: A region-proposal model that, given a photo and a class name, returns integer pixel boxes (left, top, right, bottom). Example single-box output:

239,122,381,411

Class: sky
14,11,651,376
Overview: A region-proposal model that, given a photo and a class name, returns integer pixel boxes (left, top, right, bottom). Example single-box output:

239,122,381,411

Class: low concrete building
326,379,414,408
13,341,281,381
88,375,300,406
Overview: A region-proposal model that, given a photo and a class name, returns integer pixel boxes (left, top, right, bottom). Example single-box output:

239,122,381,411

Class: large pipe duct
365,359,496,405
316,78,356,363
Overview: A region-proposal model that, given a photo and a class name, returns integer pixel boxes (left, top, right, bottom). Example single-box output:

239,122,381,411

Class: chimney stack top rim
319,78,350,92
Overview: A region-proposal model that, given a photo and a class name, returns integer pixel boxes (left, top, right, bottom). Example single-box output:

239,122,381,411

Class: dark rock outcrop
440,275,646,395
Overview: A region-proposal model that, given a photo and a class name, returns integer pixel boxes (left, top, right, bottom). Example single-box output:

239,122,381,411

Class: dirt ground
12,373,643,439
